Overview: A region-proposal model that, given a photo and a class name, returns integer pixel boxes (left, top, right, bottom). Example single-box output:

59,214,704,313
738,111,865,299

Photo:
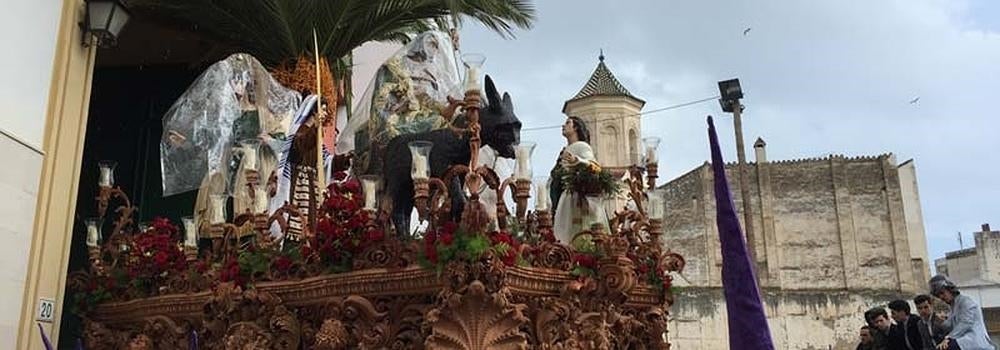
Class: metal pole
732,103,758,275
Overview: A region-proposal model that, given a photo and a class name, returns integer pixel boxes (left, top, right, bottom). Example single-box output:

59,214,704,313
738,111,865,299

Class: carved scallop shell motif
425,281,529,350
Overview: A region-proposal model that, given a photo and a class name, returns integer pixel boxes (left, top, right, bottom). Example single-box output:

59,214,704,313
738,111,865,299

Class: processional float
71,40,684,349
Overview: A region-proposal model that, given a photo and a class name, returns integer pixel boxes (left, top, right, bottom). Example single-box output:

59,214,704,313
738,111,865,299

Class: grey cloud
458,0,1000,264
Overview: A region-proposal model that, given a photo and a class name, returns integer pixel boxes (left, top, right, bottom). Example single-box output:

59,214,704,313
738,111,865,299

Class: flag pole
313,28,326,191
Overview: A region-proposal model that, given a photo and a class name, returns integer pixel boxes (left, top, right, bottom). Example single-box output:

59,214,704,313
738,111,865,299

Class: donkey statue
381,75,521,237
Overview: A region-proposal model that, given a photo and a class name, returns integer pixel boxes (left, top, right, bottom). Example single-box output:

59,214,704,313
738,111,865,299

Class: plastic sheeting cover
159,53,301,196
339,31,463,174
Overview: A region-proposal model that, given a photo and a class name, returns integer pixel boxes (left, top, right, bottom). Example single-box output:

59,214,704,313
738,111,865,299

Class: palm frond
129,0,536,65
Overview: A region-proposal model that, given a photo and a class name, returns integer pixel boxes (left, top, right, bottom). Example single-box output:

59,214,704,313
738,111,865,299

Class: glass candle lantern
209,194,228,224
514,142,536,180
461,53,486,93
181,216,198,249
98,161,117,187
240,139,260,170
534,176,551,211
643,137,661,164
647,191,666,221
408,141,433,180
253,188,269,213
360,175,380,211
85,218,102,248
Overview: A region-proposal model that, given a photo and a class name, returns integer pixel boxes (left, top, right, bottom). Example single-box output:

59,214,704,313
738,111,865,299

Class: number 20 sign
36,298,56,323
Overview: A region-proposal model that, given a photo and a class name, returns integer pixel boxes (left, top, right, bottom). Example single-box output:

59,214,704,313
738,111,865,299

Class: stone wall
661,153,925,293
668,287,905,350
659,151,930,349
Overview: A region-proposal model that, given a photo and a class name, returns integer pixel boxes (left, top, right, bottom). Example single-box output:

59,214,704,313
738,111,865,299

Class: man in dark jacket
889,299,926,349
858,325,876,350
869,306,908,350
914,294,947,349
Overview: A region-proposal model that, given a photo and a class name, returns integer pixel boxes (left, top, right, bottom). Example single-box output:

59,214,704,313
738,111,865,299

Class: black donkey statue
381,75,521,237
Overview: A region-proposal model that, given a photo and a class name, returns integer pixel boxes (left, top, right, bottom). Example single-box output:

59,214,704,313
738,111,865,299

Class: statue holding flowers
550,116,618,244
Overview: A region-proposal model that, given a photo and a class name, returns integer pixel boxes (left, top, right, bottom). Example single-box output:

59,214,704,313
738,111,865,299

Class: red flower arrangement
571,252,599,277
308,173,379,272
419,223,525,270
632,253,673,292
127,217,188,293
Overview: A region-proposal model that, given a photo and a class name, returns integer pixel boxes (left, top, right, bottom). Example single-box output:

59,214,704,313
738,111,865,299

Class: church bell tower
562,53,646,170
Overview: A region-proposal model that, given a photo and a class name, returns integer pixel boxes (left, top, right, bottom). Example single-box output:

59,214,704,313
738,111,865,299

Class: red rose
316,219,337,237
301,245,313,257
103,278,116,290
195,261,209,273
539,228,556,242
153,251,170,268
573,254,597,269
343,179,361,194
273,256,293,272
424,244,438,263
491,231,514,245
441,222,457,235
366,229,385,242
439,232,454,246
502,250,517,266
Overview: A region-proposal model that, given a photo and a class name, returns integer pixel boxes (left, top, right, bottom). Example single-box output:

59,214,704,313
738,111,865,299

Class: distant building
562,53,645,171
659,141,930,350
561,54,645,212
935,224,1000,344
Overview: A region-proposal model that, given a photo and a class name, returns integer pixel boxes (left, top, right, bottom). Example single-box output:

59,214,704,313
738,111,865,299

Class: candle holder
239,139,260,171
646,163,658,191
181,216,199,261
534,177,551,211
360,175,380,211
647,190,666,246
98,160,117,188
513,179,531,221
461,53,486,95
84,218,106,274
643,137,661,190
535,210,553,232
408,141,433,181
413,177,430,220
514,142,536,181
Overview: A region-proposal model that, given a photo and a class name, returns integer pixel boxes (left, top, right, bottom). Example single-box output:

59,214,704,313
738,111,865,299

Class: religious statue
381,76,521,237
160,53,301,244
550,116,609,245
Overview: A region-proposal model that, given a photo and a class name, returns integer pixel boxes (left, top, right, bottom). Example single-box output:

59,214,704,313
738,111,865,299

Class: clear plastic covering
339,31,463,174
160,53,302,196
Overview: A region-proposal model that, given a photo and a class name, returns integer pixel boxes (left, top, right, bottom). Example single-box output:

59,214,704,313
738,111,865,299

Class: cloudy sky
458,0,1000,269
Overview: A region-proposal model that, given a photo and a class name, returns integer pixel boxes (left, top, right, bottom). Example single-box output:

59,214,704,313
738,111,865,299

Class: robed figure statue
550,116,609,244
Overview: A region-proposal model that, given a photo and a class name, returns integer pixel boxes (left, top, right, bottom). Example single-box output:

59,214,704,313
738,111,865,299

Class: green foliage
129,0,536,66
560,163,621,198
238,249,271,279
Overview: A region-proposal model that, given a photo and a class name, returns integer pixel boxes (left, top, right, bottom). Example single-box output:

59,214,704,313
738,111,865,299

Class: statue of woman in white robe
552,117,608,245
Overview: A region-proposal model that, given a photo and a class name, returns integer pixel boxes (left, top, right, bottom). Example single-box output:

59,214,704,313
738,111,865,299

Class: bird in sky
909,96,920,104
743,27,752,36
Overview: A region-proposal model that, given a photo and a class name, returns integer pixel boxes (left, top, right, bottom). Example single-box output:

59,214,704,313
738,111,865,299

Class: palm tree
128,0,535,83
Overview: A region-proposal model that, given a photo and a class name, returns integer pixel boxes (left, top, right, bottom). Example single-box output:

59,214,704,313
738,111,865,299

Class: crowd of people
856,275,995,350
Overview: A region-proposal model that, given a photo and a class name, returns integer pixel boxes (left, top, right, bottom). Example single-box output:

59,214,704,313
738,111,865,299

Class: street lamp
82,0,131,48
718,78,743,113
717,78,758,278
